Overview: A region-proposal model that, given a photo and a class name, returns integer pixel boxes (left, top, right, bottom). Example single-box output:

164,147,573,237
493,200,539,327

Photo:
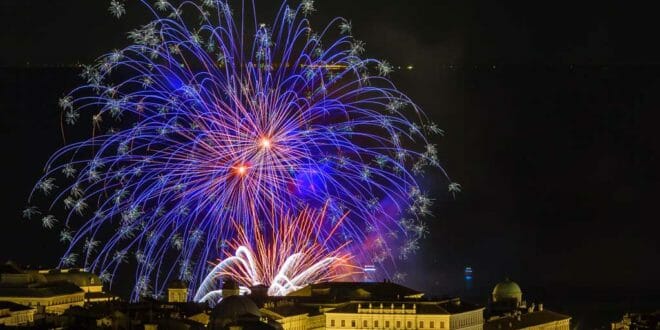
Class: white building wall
326,312,454,329
0,292,85,315
450,309,484,330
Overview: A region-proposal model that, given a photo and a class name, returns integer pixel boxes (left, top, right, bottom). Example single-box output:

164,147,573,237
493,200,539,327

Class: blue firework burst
25,0,452,300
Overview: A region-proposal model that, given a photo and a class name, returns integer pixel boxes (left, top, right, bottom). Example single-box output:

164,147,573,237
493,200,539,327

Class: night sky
1,0,659,324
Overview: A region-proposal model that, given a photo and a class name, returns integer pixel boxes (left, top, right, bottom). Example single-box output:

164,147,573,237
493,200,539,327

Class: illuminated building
167,280,188,303
261,282,484,330
261,301,325,330
484,278,570,330
26,268,116,303
210,289,281,330
491,279,522,306
489,278,523,314
611,311,660,330
0,262,85,314
324,299,484,330
0,262,117,316
28,269,103,293
484,306,570,330
0,301,35,326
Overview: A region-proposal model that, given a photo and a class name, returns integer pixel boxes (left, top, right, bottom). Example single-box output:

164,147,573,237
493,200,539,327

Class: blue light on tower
464,266,473,280
464,266,474,294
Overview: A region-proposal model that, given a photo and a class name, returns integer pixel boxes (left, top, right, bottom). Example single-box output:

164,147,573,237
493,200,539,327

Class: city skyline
1,1,659,327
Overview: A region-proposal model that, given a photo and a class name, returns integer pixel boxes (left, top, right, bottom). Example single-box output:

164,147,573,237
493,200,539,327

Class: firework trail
25,0,455,299
195,205,360,302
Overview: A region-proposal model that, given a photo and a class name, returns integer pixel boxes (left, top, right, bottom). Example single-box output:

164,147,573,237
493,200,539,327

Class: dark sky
0,0,658,316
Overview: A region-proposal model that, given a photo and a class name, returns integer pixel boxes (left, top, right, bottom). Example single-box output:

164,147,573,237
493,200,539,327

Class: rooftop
0,300,35,312
0,281,83,297
289,281,423,300
85,291,117,300
326,300,483,315
0,262,23,275
262,302,322,318
38,271,102,287
485,310,570,330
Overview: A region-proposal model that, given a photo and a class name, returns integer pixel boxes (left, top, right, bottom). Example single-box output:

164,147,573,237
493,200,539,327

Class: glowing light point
236,165,248,176
259,137,272,148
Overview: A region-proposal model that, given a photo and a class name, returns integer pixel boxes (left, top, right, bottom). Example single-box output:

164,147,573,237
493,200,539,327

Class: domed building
209,295,281,330
492,278,523,305
489,278,525,316
485,278,571,329
221,278,241,298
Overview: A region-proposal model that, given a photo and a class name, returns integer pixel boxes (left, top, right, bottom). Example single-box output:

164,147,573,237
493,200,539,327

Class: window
440,321,445,329
341,320,346,327
407,321,412,328
430,321,434,328
420,321,424,328
364,320,368,328
385,321,390,328
375,320,379,328
397,321,401,328
351,320,356,328
331,320,335,327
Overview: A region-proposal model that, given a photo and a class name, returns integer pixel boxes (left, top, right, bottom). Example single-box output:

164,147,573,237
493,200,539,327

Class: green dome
492,278,522,303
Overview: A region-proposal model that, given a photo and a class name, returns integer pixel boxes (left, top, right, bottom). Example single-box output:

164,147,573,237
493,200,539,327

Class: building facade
0,301,35,326
324,300,483,330
611,311,660,330
261,301,325,330
167,280,189,303
0,263,85,314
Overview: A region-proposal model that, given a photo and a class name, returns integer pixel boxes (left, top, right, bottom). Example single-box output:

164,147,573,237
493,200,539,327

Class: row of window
25,295,83,307
452,312,482,328
330,318,445,329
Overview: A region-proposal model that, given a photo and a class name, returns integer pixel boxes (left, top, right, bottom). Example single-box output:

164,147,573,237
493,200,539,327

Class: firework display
195,205,359,301
25,0,454,300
